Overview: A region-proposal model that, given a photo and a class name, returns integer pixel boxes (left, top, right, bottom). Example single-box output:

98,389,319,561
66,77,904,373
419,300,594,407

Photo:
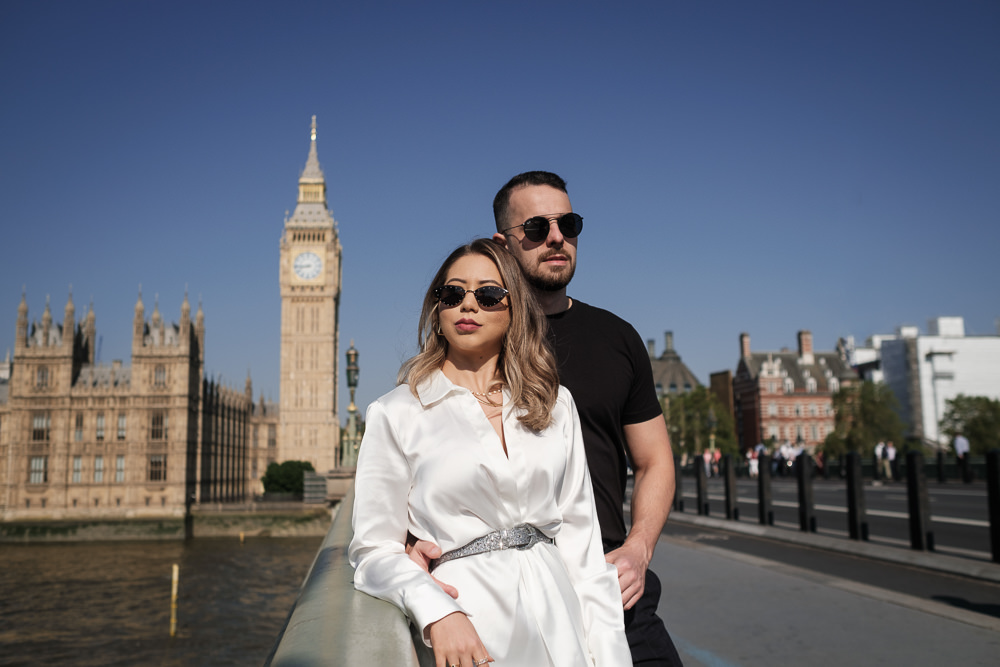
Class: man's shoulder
555,299,640,334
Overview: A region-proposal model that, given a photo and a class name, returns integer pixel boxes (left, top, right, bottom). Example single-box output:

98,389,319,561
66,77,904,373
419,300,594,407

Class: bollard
170,563,179,637
672,455,684,513
987,450,1000,564
845,452,868,541
937,450,946,484
796,452,816,532
695,456,709,516
905,450,934,551
723,455,739,520
757,454,773,525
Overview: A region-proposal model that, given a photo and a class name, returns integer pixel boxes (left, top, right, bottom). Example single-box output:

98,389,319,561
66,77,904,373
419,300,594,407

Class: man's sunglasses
501,212,584,243
434,285,509,308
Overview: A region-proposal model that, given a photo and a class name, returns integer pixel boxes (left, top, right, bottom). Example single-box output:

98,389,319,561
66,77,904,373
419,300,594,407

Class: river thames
0,536,323,666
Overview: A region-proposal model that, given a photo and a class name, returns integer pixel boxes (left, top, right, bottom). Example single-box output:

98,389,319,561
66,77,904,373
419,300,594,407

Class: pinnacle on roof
300,114,325,183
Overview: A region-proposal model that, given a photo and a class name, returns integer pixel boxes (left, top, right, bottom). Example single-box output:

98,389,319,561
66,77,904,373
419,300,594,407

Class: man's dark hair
493,171,568,232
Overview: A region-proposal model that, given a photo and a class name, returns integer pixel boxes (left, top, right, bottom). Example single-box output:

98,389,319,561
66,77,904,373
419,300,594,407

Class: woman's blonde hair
397,239,559,431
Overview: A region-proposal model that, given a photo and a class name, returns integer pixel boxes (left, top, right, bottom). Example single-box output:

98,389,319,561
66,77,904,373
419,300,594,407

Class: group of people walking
349,172,683,666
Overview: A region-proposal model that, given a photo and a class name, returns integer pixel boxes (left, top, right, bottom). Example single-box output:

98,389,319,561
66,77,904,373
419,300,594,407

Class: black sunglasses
434,285,509,308
501,212,584,243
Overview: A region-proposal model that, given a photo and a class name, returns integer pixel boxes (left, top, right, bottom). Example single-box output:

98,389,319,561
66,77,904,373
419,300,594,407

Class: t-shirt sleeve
620,321,664,426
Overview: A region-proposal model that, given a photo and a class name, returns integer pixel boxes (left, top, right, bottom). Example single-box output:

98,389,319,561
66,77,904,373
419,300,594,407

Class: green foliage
822,382,905,457
261,460,315,494
663,386,737,456
940,394,1000,455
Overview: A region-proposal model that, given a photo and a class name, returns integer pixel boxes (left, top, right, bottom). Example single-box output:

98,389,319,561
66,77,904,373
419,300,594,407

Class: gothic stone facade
0,293,253,520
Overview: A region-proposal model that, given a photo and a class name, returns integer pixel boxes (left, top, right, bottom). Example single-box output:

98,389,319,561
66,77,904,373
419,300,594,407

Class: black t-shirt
546,300,663,548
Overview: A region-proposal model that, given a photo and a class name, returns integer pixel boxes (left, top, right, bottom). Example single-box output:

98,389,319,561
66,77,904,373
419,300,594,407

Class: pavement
650,512,1000,666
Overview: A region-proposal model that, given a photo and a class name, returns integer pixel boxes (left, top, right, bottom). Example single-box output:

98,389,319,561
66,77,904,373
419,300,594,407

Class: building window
151,412,168,440
72,456,82,483
768,402,777,416
149,455,167,481
29,456,48,484
811,425,819,440
829,378,840,393
94,456,104,483
117,413,127,440
116,455,125,482
668,383,677,393
154,365,166,388
267,425,276,449
784,378,794,393
96,412,105,441
31,412,51,441
806,378,817,393
794,405,802,417
810,404,818,417
36,366,49,388
75,413,84,441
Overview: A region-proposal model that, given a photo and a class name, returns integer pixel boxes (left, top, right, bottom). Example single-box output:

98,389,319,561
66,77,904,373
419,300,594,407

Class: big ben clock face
293,252,323,280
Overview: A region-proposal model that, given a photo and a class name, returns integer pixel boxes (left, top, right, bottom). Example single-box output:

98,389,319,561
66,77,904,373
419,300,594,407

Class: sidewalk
651,530,1000,666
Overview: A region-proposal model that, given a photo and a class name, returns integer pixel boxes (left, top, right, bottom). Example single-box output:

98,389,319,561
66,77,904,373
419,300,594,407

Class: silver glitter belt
429,523,553,571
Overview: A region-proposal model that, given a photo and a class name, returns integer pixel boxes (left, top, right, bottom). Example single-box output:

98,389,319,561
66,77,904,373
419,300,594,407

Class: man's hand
606,539,650,610
406,535,459,599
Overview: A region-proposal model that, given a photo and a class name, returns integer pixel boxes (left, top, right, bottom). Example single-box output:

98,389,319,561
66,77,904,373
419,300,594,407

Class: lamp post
341,341,361,468
708,405,718,455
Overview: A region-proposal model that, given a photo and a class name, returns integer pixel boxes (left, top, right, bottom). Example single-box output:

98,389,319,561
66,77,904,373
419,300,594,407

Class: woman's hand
428,612,493,667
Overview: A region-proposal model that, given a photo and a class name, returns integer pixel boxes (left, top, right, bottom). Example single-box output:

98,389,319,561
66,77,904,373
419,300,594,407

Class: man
954,433,971,483
491,171,681,666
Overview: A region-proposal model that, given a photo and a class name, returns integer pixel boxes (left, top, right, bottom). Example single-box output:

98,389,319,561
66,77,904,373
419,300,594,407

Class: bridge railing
264,484,429,666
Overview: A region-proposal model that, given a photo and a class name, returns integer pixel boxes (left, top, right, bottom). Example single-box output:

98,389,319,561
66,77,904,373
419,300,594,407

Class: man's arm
606,415,674,609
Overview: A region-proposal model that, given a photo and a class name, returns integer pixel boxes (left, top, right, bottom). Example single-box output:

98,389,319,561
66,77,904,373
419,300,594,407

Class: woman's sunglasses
501,212,583,243
434,285,509,308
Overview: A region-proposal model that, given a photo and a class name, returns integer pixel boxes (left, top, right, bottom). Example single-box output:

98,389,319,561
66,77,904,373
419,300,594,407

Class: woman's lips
455,319,481,332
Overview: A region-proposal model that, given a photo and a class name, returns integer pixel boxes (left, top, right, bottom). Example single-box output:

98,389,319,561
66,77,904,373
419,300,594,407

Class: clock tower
278,116,343,472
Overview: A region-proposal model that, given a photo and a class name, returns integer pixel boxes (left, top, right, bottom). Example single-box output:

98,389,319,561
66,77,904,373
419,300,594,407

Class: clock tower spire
278,117,344,472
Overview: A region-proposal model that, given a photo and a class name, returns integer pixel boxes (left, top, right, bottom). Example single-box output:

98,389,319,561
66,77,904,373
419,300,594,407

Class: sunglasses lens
474,287,508,307
521,217,550,242
558,213,583,238
436,285,465,306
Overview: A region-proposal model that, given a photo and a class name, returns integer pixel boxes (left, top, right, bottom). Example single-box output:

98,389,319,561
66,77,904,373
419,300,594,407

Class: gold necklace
470,387,503,407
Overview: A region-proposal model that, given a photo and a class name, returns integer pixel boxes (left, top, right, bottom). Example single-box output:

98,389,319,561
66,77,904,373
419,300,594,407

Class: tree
261,460,315,495
663,386,737,457
822,382,904,458
940,394,1000,455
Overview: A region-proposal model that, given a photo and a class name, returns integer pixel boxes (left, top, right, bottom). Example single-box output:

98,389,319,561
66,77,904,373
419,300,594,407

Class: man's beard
525,263,575,292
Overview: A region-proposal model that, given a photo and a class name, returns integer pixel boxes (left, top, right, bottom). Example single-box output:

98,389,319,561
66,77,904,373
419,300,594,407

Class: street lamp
708,405,717,455
341,341,361,468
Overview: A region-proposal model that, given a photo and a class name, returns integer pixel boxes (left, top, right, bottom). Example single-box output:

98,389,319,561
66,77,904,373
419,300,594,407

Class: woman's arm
554,389,632,666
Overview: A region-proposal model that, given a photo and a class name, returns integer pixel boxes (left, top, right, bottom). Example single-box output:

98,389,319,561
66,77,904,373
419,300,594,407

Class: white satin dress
349,370,631,666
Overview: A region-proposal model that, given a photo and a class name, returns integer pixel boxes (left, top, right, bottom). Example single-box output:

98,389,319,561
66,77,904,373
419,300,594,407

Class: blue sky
2,1,998,416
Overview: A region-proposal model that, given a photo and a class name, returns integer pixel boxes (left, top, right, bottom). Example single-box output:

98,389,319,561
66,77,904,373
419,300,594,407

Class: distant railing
264,484,428,667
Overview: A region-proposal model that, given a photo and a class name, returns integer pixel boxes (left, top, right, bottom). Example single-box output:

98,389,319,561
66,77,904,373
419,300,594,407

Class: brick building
732,330,855,452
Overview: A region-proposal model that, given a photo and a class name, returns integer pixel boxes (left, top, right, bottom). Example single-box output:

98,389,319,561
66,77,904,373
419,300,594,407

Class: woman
349,239,630,666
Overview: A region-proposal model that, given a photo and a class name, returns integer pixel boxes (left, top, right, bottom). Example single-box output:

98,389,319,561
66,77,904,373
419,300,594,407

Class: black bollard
797,452,816,532
673,455,684,513
986,450,1000,564
845,452,869,541
937,450,946,484
695,456,709,516
906,450,934,551
723,454,739,521
758,454,774,525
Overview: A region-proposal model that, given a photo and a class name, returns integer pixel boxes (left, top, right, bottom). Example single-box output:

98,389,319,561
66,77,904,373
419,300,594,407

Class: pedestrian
954,433,971,483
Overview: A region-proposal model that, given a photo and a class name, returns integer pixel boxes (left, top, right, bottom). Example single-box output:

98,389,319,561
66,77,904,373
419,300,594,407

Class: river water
0,536,323,666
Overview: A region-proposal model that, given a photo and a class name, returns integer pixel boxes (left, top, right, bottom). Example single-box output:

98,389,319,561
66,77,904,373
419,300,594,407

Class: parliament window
154,365,166,388
149,455,167,482
36,366,49,388
29,456,48,484
116,455,125,482
94,456,104,483
96,412,105,441
72,456,82,483
32,412,51,441
75,413,84,441
117,413,127,440
151,412,168,440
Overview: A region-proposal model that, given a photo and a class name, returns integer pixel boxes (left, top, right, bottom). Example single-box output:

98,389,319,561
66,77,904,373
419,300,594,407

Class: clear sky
2,1,998,417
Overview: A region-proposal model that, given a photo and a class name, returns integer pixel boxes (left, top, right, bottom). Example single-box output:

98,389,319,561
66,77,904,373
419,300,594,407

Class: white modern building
876,317,1000,447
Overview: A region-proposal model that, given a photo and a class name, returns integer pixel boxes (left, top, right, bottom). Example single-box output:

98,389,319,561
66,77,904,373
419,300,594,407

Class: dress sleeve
554,390,633,666
348,399,466,643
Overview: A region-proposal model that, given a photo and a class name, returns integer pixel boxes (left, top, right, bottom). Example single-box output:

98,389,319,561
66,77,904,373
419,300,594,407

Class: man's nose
546,220,565,245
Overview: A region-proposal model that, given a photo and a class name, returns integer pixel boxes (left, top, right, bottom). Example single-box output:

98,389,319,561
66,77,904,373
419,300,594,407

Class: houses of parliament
0,118,345,520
